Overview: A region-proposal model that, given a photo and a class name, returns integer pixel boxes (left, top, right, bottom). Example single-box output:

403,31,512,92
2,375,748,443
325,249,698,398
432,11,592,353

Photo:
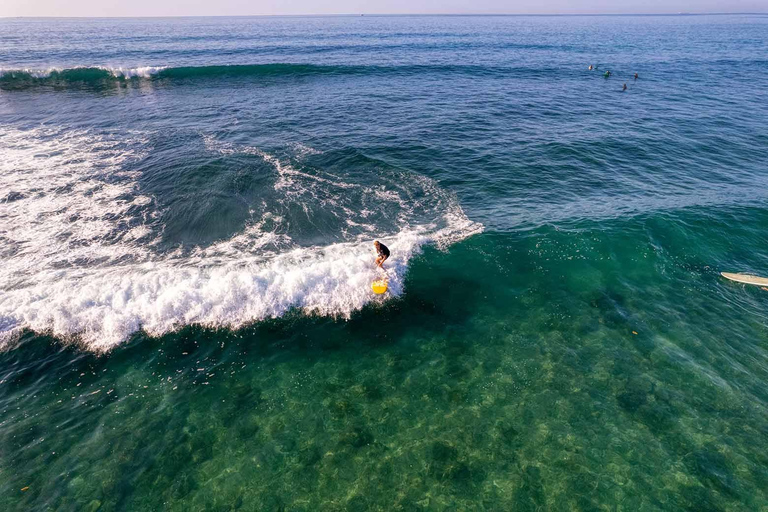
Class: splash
0,127,482,351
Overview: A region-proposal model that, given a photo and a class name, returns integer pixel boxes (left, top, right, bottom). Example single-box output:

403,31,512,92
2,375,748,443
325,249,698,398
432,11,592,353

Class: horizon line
2,12,767,20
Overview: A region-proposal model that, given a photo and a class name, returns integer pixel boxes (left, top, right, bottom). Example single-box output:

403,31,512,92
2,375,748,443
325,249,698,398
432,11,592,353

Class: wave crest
0,63,550,90
0,65,166,84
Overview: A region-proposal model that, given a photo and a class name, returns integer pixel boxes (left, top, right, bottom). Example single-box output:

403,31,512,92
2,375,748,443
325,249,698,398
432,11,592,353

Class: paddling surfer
374,240,390,268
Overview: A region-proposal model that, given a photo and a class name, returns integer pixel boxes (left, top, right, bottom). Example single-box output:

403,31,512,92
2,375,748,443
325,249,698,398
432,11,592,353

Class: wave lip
106,66,167,78
0,65,166,86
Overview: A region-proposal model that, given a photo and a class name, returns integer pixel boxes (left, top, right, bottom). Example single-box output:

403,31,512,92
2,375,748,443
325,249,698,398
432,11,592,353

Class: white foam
0,127,158,280
105,66,166,79
0,128,482,352
0,67,58,79
0,234,426,351
0,66,166,79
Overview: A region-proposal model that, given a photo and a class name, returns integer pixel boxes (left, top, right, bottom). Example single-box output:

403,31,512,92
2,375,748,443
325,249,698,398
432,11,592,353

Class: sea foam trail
0,127,482,351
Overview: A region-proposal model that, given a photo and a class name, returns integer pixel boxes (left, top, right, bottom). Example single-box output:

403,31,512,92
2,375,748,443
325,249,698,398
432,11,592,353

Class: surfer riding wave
0,127,483,351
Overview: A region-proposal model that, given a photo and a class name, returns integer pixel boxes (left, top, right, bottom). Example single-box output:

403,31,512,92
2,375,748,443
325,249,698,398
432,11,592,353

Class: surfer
588,65,593,71
622,83,627,91
634,73,639,80
374,240,390,268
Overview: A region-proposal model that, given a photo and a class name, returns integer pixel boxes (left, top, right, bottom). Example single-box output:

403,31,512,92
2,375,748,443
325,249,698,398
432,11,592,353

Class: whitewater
0,126,482,351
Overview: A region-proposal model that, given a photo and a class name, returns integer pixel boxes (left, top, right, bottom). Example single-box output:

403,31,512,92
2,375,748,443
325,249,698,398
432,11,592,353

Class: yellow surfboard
372,279,388,294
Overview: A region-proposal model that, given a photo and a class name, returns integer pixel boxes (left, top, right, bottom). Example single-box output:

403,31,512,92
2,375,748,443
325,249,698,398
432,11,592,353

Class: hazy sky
1,0,765,17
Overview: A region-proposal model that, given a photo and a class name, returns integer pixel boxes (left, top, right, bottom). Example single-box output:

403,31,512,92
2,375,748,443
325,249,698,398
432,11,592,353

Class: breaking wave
0,126,482,351
0,63,556,90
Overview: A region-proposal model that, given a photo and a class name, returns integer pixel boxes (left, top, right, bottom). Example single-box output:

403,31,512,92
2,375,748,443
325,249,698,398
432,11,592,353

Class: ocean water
1,14,768,511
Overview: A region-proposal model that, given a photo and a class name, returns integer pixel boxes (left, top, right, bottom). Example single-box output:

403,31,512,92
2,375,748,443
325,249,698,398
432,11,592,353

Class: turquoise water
2,15,768,511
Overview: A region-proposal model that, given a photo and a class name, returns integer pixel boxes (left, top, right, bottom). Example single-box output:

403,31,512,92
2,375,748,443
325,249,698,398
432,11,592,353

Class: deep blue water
1,15,768,511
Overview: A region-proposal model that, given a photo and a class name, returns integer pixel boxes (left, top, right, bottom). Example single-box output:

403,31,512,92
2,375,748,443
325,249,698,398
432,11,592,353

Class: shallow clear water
1,14,768,511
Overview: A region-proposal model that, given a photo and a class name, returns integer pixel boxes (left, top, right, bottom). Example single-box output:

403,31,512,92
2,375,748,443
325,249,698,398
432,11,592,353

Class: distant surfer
604,70,611,78
622,83,627,91
374,240,390,268
634,72,639,80
588,65,593,71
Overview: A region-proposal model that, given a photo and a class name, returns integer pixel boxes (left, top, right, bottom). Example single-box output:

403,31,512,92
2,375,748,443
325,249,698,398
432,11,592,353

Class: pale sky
1,0,765,17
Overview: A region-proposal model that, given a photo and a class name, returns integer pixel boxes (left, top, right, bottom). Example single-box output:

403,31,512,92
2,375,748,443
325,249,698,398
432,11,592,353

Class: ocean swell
0,63,557,90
